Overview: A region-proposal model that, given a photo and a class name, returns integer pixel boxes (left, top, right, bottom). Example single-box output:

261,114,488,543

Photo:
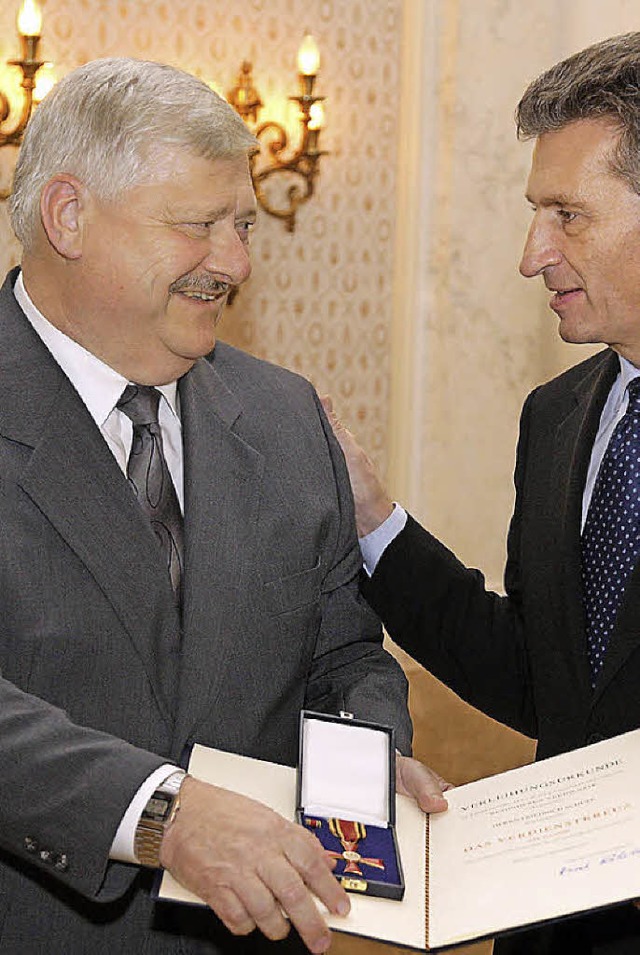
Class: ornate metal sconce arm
228,51,327,232
251,115,325,233
0,34,43,147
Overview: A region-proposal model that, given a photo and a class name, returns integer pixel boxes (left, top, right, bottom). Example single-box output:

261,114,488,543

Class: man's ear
40,175,86,260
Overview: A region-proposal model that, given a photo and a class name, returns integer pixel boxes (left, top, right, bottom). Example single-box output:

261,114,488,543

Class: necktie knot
117,384,161,428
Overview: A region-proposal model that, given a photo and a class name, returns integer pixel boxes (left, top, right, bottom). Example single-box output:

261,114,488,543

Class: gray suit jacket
0,269,411,953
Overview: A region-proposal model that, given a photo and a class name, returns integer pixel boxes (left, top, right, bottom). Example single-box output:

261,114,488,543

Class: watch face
146,793,172,821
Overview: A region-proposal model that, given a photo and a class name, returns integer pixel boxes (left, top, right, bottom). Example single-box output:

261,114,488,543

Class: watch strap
134,769,186,868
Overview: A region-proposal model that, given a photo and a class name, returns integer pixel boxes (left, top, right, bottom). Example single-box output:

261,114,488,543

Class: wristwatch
134,769,187,868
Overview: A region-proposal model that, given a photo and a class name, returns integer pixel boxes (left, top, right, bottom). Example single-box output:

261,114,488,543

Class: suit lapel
0,273,176,724
174,357,265,746
547,351,618,699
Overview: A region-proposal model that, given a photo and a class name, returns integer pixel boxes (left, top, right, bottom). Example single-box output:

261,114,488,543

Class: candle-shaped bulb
17,0,42,38
297,33,320,77
308,102,324,131
34,63,56,103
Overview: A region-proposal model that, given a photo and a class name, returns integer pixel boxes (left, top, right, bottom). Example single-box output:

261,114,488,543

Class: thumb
396,755,451,814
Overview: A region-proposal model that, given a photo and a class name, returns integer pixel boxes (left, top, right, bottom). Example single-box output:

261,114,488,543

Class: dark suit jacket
363,348,640,954
0,269,412,954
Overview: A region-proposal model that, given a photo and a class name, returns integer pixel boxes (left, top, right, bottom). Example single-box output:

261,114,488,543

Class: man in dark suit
0,57,446,954
325,32,640,955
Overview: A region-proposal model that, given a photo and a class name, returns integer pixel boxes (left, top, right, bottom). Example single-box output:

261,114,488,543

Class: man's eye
558,209,577,223
181,222,211,236
237,220,255,240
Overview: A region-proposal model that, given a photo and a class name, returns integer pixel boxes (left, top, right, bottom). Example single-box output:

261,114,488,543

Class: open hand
320,396,394,537
160,776,349,953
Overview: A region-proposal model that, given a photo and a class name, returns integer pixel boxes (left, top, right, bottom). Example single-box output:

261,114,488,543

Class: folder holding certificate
157,725,640,950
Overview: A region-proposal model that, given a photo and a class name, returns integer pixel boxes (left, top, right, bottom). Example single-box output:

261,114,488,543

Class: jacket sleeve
362,391,539,740
303,392,413,754
0,675,167,901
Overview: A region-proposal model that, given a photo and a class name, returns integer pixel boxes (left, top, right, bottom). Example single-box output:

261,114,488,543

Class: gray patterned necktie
117,384,183,604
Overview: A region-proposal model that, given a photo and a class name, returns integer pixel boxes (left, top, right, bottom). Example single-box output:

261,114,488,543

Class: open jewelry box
296,710,405,900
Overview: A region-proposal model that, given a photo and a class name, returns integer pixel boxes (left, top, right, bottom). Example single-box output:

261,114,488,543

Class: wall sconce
0,0,46,148
227,34,327,233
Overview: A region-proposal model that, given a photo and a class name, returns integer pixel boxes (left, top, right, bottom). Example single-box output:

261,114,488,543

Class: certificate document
427,729,640,948
157,730,640,950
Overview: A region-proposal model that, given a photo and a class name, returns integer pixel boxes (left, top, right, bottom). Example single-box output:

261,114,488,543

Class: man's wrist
360,503,407,576
134,769,187,868
358,497,394,538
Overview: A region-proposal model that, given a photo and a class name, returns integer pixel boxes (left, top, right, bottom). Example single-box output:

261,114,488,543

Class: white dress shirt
14,273,181,864
361,353,640,575
360,503,408,576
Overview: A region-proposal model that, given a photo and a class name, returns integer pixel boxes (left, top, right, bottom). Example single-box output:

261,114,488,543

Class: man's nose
519,218,562,278
202,228,252,286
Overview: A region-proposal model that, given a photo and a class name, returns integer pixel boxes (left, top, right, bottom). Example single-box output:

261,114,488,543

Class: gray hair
516,32,640,193
10,57,257,248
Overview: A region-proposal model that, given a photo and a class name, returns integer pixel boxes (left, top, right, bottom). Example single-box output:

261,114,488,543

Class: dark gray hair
516,32,640,193
10,57,257,248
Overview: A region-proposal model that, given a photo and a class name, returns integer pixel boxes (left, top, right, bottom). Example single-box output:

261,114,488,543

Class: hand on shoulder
320,396,394,537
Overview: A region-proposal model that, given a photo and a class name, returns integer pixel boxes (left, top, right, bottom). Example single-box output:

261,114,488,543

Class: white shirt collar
13,271,179,426
618,354,640,398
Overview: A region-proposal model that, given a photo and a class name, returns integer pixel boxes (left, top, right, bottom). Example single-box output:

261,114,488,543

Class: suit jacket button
39,849,52,863
24,836,37,853
54,853,69,872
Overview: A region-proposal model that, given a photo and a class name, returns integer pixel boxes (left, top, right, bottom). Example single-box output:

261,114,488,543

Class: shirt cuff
359,504,407,577
110,763,180,863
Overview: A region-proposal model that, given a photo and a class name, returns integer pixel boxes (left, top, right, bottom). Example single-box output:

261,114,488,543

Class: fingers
227,872,288,941
319,394,394,537
319,394,334,416
257,824,347,952
260,852,337,952
159,777,347,953
396,754,451,813
206,881,257,937
284,830,350,917
319,394,349,438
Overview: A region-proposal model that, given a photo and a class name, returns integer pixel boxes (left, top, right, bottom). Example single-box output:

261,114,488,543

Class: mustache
169,276,232,296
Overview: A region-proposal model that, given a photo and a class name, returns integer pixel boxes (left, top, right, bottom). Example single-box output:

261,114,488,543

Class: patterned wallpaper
0,0,402,470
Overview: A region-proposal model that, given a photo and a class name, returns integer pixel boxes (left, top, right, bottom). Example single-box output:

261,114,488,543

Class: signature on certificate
560,846,640,876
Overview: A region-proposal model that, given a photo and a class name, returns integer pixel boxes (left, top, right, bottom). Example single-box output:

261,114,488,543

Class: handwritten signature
560,847,640,876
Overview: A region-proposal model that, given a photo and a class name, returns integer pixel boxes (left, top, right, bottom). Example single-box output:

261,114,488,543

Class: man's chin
556,314,600,347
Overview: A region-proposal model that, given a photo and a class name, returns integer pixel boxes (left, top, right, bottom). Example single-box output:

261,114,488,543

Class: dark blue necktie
117,384,183,604
581,377,640,686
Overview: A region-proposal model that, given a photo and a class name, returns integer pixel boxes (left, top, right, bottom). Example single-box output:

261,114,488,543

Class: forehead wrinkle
164,195,256,222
